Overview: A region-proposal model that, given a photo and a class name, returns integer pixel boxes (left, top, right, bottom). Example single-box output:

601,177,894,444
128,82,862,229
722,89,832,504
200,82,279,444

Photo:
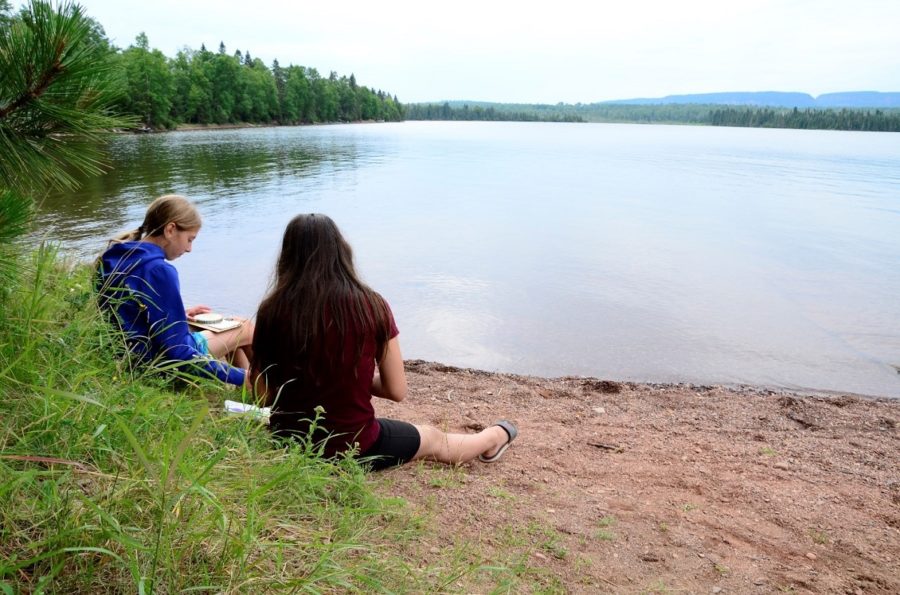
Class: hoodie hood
100,241,165,277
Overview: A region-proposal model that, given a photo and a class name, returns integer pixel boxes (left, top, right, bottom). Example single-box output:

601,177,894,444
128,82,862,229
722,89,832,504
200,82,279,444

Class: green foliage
0,189,31,284
709,106,900,131
407,100,900,131
406,101,585,122
0,0,132,195
0,0,132,293
116,32,175,129
104,32,403,128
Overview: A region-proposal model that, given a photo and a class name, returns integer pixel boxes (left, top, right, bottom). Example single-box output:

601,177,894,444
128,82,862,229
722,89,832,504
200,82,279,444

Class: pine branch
0,0,134,195
0,49,63,120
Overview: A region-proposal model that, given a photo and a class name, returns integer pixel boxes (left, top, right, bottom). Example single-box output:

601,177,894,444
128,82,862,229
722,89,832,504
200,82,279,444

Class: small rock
547,508,555,513
774,461,790,471
698,553,705,558
712,587,722,594
806,552,817,560
533,552,547,561
429,546,440,554
754,578,766,585
592,407,606,415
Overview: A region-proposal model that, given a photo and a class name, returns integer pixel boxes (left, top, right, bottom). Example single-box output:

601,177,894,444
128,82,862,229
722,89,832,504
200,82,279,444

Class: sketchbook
188,313,242,333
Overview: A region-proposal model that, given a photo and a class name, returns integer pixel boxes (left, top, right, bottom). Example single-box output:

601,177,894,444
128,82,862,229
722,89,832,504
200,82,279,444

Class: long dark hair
252,214,392,400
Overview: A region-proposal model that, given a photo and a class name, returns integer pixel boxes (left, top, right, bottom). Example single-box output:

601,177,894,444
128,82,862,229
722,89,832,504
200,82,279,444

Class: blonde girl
97,195,253,385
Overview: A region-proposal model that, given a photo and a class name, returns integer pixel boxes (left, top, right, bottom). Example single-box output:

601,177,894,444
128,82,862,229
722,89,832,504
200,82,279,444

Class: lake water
36,121,900,397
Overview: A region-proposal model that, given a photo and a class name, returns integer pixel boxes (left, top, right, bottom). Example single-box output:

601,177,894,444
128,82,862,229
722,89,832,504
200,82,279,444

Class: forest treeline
708,107,900,131
111,33,403,129
412,101,900,131
405,102,584,122
10,3,895,132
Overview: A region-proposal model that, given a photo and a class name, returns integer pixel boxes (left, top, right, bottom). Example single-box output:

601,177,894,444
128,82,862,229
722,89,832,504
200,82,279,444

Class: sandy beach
370,360,900,593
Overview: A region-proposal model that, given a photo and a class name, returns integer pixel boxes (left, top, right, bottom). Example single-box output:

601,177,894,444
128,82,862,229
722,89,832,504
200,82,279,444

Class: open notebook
188,312,243,333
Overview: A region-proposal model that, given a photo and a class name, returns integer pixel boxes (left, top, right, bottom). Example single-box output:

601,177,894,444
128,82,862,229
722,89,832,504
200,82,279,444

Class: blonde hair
112,194,202,244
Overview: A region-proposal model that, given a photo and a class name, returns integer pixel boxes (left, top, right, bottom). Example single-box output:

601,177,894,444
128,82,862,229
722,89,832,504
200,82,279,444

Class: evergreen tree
0,0,132,280
271,59,286,122
117,32,174,128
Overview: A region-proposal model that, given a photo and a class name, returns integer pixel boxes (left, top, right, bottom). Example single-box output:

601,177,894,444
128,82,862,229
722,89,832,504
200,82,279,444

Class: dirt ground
370,360,900,594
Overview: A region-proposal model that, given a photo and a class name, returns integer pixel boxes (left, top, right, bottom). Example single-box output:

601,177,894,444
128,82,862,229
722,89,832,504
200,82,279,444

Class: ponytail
106,226,143,248
103,194,201,250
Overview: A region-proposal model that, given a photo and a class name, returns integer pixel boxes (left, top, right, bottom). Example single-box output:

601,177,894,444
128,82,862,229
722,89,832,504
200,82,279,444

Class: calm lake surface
37,122,900,397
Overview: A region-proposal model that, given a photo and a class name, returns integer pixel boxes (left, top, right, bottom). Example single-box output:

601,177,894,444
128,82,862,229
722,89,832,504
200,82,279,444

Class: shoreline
375,360,900,592
127,119,389,134
409,361,900,402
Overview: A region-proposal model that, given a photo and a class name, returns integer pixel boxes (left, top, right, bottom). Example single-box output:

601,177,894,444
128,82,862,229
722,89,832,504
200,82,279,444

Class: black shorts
359,418,421,471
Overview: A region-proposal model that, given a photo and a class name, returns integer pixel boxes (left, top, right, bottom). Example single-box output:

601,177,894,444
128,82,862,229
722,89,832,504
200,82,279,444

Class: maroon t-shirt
269,299,399,457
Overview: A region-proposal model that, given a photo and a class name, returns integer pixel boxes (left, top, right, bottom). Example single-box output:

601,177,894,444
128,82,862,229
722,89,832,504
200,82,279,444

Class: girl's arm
144,264,245,385
371,336,408,402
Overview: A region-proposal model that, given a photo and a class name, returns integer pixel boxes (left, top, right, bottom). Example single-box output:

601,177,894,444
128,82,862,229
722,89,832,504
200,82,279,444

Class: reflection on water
36,128,364,252
36,122,900,397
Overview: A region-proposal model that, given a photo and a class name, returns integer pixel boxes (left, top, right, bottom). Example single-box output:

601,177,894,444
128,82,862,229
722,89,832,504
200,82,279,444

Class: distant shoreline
124,120,388,134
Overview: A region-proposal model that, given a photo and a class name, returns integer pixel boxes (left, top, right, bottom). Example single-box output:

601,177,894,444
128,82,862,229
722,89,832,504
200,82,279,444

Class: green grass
0,246,521,592
595,515,617,541
487,485,516,500
417,462,467,489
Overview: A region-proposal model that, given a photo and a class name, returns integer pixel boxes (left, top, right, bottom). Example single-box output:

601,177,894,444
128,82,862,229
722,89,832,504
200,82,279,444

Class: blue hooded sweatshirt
97,241,246,386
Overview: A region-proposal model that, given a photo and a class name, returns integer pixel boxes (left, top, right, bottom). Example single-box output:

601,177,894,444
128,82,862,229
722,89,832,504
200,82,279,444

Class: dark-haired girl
251,214,517,470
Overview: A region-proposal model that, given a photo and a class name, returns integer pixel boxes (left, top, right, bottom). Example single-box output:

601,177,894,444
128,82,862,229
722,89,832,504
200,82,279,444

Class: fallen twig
588,441,624,453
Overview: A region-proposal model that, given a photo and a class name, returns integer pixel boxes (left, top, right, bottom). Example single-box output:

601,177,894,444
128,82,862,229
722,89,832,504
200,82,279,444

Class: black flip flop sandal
479,420,518,463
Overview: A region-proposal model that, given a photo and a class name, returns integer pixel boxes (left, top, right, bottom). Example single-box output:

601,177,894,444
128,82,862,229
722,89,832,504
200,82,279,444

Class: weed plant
0,246,503,593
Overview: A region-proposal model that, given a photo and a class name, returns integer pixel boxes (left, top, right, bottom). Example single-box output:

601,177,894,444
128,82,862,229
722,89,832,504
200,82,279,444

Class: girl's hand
186,304,212,318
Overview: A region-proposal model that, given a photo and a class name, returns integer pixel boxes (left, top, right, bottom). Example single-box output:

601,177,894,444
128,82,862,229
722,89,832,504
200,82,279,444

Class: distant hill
604,91,900,108
815,92,900,108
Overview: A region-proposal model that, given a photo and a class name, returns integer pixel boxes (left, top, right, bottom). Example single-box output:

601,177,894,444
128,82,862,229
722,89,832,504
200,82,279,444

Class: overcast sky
75,0,900,104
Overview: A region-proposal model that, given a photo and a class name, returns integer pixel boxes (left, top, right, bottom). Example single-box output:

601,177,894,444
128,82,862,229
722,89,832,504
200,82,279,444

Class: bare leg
202,318,255,367
230,346,250,369
412,424,511,465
